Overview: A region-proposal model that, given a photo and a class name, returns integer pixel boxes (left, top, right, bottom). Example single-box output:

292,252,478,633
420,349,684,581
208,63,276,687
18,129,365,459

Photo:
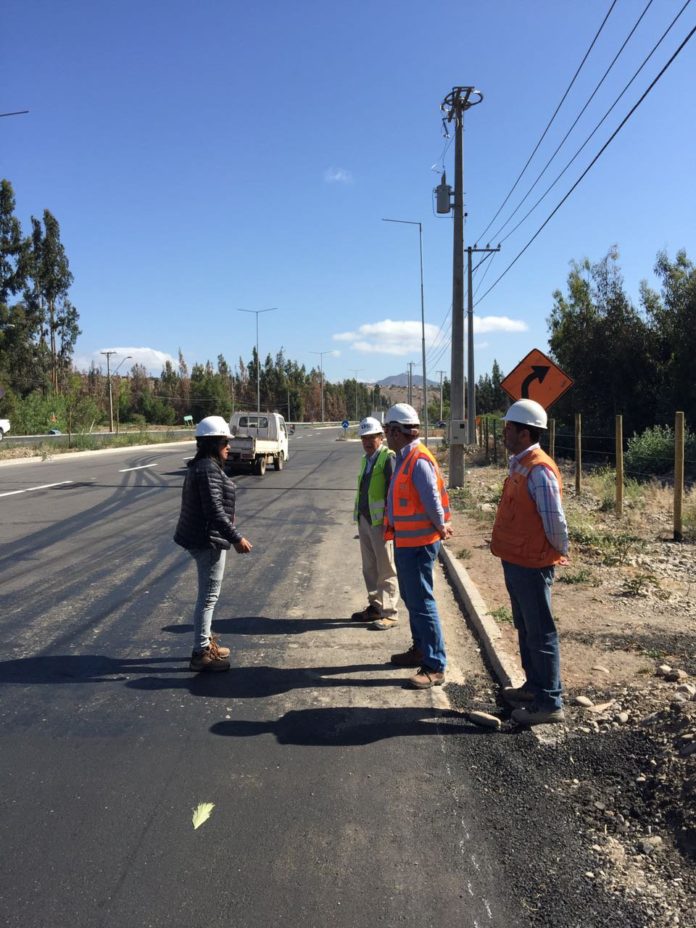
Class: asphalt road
0,429,525,928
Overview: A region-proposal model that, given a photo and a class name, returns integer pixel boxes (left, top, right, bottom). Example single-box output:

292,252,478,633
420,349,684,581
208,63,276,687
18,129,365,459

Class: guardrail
0,428,197,448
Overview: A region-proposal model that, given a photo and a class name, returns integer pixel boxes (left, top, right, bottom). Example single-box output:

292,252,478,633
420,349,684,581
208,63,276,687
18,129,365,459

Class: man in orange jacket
491,399,569,725
383,403,453,689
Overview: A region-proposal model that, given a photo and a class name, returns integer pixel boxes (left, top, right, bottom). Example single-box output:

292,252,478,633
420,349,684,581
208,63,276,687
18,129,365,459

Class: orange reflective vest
386,442,451,548
491,447,564,568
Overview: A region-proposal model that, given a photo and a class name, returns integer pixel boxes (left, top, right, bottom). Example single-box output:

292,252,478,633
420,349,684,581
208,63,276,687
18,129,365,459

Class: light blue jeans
189,547,227,652
394,542,446,673
502,561,562,710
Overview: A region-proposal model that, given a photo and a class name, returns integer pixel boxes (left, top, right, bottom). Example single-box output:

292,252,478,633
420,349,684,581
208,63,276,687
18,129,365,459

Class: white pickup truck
227,411,289,476
0,418,10,441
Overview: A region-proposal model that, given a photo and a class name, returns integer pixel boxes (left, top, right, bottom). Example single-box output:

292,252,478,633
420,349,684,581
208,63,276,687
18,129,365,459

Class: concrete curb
439,544,524,691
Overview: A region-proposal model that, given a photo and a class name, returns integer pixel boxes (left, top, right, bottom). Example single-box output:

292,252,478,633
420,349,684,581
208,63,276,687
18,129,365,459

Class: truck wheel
254,456,266,476
274,452,284,471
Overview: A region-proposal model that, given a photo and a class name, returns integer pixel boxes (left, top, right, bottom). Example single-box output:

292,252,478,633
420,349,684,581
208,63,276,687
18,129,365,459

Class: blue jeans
189,547,227,652
502,561,562,710
394,542,446,673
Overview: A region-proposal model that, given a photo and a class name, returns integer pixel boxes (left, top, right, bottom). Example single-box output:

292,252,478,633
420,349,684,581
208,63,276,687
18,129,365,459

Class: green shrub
625,424,696,480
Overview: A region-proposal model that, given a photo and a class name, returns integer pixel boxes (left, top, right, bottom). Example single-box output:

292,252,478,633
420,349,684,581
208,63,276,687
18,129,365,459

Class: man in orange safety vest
383,403,453,689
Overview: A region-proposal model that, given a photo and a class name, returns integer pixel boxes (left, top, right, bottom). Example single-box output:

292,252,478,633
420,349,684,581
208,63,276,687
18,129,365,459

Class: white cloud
323,167,353,184
73,347,177,376
333,316,527,357
475,315,527,333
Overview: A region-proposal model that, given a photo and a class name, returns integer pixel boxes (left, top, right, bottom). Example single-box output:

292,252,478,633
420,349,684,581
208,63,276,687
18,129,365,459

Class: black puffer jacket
173,457,243,550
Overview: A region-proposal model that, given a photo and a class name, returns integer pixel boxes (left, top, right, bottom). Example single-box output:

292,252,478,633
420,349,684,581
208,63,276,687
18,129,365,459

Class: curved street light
237,308,278,414
382,218,428,444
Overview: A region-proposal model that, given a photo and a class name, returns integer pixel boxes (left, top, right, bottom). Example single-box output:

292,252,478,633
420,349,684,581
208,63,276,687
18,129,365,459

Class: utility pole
437,370,446,421
349,368,364,422
100,351,116,433
407,362,415,406
467,244,500,443
439,86,483,487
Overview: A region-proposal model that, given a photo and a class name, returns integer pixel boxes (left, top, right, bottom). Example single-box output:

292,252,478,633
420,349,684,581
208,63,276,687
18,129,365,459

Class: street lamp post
311,351,331,423
382,218,428,444
237,308,278,414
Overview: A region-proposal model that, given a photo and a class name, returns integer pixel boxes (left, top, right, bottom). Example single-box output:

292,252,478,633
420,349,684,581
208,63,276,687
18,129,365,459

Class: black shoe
351,605,381,622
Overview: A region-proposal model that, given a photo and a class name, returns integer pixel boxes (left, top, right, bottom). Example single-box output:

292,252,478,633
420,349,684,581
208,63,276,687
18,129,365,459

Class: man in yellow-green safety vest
352,417,399,630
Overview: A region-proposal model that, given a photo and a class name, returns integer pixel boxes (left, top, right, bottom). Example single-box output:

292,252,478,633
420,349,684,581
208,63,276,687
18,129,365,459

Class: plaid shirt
508,444,569,556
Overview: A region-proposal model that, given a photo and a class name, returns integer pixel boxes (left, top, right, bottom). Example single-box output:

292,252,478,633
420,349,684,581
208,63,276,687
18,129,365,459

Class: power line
475,21,696,307
475,0,619,244
495,0,692,248
424,304,452,366
488,0,658,244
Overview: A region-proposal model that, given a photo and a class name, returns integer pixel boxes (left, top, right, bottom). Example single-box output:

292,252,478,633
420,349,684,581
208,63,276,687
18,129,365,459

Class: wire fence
473,411,693,542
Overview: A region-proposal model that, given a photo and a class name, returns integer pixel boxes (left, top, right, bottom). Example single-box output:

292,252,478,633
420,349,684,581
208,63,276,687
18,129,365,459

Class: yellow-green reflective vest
354,445,394,526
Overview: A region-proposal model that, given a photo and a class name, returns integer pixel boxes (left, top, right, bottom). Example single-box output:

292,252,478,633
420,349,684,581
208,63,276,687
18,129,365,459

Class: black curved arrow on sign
521,365,549,398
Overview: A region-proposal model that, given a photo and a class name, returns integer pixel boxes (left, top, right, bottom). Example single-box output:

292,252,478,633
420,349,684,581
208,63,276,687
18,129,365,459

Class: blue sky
2,0,695,385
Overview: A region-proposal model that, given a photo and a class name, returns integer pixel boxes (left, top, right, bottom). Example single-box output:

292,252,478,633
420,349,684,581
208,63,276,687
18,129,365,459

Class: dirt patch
442,458,696,925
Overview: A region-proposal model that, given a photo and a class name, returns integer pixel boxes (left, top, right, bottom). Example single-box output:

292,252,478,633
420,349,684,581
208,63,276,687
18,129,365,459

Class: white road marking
0,480,74,498
118,464,157,472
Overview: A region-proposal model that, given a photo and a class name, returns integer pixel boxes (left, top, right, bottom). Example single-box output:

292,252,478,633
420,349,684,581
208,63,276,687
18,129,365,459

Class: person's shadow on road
210,706,484,746
0,654,187,684
160,616,360,636
126,662,403,699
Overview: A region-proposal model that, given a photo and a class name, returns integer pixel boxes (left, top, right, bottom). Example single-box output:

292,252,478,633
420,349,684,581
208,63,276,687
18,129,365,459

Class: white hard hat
503,399,548,430
358,417,383,437
385,403,420,426
195,415,232,438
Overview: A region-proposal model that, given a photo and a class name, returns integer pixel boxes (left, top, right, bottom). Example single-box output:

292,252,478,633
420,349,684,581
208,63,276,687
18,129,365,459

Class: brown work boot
208,635,230,659
408,666,445,689
371,616,398,630
390,645,424,667
351,604,381,622
189,647,230,673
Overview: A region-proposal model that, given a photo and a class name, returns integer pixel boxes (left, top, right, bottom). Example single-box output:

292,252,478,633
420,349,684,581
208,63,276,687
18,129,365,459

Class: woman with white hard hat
174,416,253,672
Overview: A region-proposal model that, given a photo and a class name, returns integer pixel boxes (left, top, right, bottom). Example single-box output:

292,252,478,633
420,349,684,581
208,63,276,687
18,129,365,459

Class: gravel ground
444,677,695,928
437,455,695,928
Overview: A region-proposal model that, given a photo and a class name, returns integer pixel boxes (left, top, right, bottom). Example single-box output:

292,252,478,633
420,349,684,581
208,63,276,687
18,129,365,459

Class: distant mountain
375,373,439,388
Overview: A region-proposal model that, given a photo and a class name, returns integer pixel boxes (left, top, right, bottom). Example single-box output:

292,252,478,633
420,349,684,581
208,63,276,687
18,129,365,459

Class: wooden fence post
674,411,685,542
615,414,624,518
549,418,556,459
484,417,490,462
575,413,582,495
492,419,498,464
